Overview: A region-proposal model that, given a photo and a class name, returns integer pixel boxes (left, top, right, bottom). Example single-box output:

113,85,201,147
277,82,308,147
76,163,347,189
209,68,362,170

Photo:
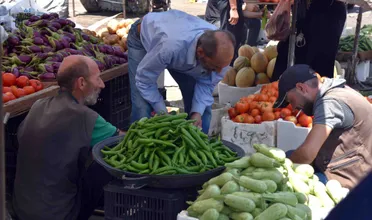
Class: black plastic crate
90,74,132,131
104,181,199,220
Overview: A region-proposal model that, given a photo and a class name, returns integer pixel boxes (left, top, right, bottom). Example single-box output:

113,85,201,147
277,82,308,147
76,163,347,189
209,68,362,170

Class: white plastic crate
218,82,262,105
221,116,276,155
277,119,311,152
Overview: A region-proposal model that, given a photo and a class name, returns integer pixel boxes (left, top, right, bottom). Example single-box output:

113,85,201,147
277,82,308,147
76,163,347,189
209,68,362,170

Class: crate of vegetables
218,44,277,105
2,13,128,82
92,113,245,189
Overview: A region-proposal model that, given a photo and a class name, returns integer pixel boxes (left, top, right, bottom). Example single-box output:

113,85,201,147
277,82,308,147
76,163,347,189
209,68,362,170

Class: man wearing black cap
274,64,372,189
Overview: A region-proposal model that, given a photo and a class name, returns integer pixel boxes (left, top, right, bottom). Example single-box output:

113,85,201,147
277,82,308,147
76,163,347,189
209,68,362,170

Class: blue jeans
127,20,212,134
285,150,328,184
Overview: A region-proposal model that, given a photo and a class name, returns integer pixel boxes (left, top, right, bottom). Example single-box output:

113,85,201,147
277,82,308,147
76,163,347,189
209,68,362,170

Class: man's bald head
57,55,99,91
196,30,235,73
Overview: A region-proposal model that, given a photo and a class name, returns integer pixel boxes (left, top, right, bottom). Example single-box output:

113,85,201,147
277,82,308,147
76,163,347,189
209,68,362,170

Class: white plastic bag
0,26,9,44
35,0,69,18
9,0,46,16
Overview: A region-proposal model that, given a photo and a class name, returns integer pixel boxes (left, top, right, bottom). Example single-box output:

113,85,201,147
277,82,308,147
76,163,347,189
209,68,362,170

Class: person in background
13,55,125,220
127,10,235,134
242,3,270,46
205,0,221,27
274,64,372,189
271,0,346,80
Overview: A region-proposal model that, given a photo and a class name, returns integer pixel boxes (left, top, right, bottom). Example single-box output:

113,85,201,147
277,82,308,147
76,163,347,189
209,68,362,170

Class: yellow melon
263,45,278,61
222,67,237,86
235,67,255,88
266,58,276,79
233,56,250,71
251,52,269,73
238,45,256,60
252,47,260,53
255,73,271,85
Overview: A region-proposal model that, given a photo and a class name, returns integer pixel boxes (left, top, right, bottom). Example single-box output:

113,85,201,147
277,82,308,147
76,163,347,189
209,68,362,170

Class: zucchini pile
101,113,239,175
339,25,372,52
186,144,349,220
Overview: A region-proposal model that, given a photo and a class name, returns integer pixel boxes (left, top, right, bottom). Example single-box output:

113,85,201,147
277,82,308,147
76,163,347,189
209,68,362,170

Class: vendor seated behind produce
12,55,125,220
274,64,372,189
128,9,235,134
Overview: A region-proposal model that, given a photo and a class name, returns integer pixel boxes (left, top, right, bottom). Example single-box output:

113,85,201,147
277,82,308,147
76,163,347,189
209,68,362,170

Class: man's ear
77,77,85,90
295,83,306,93
196,47,205,58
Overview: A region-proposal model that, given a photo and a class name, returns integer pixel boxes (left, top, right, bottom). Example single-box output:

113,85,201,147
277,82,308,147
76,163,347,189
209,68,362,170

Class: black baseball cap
273,64,317,108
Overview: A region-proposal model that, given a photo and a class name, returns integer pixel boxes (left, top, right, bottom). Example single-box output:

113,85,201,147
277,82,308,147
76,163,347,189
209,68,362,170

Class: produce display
339,25,372,52
96,18,135,53
227,81,313,127
222,45,277,88
2,72,44,103
100,113,239,175
186,144,349,220
2,13,128,80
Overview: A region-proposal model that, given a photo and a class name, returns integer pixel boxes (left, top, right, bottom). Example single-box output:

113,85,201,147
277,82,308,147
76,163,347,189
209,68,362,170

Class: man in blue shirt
127,10,235,134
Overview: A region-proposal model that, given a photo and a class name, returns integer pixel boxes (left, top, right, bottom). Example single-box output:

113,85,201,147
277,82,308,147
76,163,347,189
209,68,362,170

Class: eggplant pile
2,13,128,81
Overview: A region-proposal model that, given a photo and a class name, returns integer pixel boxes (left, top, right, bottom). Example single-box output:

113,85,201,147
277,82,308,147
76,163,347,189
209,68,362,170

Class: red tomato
280,108,292,118
234,114,245,123
13,88,26,98
16,76,30,88
29,79,43,91
284,116,298,124
228,107,238,119
3,73,16,87
23,86,36,95
3,92,16,103
260,102,273,113
243,114,255,124
3,86,11,93
235,101,250,114
10,86,18,96
254,115,262,124
298,115,313,127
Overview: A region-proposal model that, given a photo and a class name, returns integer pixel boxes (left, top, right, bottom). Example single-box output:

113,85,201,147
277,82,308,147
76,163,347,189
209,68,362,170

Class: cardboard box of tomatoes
3,72,44,104
220,81,314,153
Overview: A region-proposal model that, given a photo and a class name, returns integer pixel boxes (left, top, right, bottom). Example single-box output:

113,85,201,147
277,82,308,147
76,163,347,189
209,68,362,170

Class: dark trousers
326,171,372,220
218,0,245,60
244,18,261,46
77,161,113,220
272,2,346,81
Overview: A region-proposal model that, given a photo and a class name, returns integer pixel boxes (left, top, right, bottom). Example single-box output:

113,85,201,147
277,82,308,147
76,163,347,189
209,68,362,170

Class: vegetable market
1,0,372,219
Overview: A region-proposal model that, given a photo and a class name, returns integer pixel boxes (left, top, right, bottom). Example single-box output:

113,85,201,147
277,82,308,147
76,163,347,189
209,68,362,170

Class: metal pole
122,0,126,19
72,0,76,17
0,38,6,220
347,7,363,85
287,0,298,67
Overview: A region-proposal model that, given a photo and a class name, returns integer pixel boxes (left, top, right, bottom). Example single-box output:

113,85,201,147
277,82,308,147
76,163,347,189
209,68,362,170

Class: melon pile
222,45,278,88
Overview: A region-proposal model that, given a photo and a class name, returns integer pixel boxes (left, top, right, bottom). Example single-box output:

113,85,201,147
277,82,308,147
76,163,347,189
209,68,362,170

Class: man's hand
190,112,202,128
229,8,239,25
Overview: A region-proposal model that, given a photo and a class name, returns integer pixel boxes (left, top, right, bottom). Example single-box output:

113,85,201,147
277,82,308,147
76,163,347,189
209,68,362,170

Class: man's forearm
229,0,238,9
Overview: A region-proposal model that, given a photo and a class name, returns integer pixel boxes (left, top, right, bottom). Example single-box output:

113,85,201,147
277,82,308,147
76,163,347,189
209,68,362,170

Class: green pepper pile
101,113,239,175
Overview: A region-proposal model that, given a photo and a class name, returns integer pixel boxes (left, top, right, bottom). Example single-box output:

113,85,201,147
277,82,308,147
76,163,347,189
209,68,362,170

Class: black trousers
217,0,245,60
272,2,346,81
77,161,114,220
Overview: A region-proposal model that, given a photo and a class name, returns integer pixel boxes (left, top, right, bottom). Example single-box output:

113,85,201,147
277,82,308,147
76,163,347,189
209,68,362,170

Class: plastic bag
10,0,46,17
265,0,291,41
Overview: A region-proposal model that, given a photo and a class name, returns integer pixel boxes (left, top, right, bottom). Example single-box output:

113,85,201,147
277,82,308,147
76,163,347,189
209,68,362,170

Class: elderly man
274,64,372,189
127,9,235,133
13,55,124,220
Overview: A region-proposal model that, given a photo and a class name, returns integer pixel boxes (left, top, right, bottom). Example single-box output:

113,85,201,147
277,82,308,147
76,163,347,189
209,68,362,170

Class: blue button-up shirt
137,9,230,115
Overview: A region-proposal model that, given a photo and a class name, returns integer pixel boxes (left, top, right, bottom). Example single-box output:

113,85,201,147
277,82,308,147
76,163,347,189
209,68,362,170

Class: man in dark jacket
13,55,124,220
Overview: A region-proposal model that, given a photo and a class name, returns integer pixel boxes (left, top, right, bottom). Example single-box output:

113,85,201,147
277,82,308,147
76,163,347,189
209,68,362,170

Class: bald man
128,10,235,133
13,55,124,220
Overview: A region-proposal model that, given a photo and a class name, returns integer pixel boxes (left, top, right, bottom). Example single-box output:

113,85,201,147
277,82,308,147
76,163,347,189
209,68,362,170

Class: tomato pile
228,81,313,128
2,72,44,103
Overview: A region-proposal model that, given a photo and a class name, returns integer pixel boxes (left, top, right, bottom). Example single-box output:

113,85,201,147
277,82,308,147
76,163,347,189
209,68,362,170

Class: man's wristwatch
231,7,237,10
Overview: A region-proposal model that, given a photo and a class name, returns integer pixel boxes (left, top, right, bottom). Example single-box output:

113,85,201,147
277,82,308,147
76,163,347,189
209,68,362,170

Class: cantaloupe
251,52,269,73
222,67,237,86
233,56,250,71
266,58,276,79
235,67,255,88
238,45,256,60
252,47,260,53
255,73,271,85
263,45,278,61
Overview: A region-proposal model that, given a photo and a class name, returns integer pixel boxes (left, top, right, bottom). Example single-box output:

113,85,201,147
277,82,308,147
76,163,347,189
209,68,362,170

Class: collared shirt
137,9,229,115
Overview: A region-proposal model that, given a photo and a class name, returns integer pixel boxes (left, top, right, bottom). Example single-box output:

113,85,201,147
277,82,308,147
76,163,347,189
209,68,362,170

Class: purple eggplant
34,37,44,45
95,60,105,71
48,26,58,32
40,29,51,36
66,19,76,28
118,58,128,64
30,19,48,28
54,18,69,27
82,33,90,42
24,67,34,72
11,67,20,78
49,13,59,19
52,62,61,71
63,32,76,42
63,48,80,55
41,13,51,20
55,40,63,50
50,21,62,30
39,72,56,81
112,46,126,58
20,71,32,78
4,55,33,65
42,46,54,53
38,63,54,73
59,38,70,48
58,51,70,58
7,35,20,46
24,20,31,26
33,31,42,38
106,46,114,55
28,15,40,22
18,45,42,53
